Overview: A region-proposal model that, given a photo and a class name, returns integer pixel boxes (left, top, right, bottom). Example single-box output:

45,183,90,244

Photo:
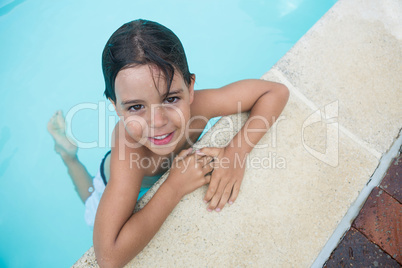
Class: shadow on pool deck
73,0,401,266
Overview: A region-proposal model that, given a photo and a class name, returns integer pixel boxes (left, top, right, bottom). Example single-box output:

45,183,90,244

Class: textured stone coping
74,0,402,266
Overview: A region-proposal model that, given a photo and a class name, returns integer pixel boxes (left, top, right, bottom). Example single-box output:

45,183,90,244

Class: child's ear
108,98,120,116
189,74,196,104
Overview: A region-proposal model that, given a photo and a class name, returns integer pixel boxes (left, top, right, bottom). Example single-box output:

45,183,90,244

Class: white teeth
153,133,170,140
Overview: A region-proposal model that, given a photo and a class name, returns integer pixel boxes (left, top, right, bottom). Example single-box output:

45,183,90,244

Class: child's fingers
204,172,212,183
197,147,221,158
200,155,214,168
202,157,214,177
203,175,219,204
228,181,241,205
193,151,207,165
175,148,193,162
215,183,233,212
201,161,213,185
206,175,229,211
206,184,222,211
180,147,193,156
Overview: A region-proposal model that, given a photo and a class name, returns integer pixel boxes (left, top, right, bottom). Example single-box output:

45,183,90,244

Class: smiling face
112,64,195,156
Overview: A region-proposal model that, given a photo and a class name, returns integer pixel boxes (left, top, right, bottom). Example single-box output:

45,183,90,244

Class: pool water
0,0,336,267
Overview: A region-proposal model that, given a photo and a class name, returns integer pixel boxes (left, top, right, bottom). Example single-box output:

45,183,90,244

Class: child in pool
71,19,289,267
47,109,204,228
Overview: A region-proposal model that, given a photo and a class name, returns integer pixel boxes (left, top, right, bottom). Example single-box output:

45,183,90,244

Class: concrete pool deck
73,0,402,267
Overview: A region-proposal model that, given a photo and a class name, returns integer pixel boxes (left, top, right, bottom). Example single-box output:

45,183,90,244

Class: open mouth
148,131,175,145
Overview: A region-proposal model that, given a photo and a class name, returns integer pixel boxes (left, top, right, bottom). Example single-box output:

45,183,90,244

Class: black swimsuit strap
100,150,111,186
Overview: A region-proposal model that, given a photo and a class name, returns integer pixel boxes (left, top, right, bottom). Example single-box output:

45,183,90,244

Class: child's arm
93,124,214,268
193,79,289,211
47,110,93,203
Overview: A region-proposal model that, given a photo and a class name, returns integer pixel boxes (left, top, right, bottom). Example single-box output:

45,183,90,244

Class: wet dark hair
102,19,193,103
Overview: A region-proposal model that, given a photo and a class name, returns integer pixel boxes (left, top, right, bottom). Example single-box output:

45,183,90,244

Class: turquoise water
0,0,336,267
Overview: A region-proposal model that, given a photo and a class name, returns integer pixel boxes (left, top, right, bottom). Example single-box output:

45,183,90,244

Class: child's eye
128,104,144,111
164,97,179,104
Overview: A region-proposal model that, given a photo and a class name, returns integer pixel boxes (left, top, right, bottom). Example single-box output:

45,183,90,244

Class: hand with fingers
166,148,215,199
196,147,247,212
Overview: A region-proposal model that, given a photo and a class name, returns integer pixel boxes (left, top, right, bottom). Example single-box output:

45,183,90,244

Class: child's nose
150,105,168,128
